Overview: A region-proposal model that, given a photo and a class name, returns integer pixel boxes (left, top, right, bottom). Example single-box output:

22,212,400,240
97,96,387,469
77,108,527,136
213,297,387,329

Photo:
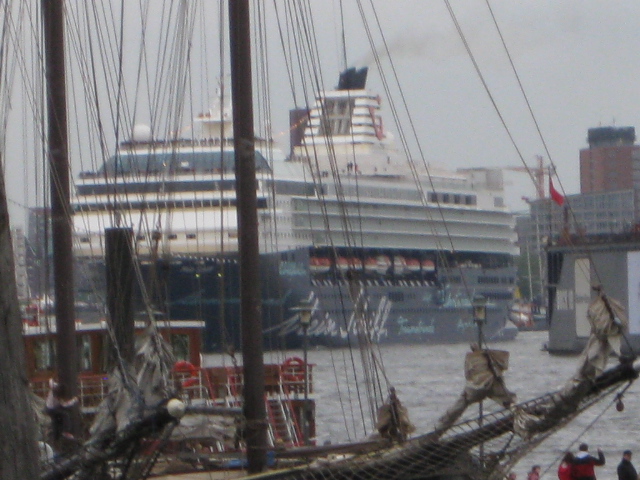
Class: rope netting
37,356,637,480
245,358,637,480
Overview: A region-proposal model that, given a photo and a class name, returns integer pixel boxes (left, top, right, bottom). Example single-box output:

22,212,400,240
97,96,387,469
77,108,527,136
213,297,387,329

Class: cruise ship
72,68,518,352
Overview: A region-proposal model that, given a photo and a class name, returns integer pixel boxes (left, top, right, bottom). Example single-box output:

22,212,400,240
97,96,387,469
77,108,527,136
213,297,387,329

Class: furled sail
435,348,516,433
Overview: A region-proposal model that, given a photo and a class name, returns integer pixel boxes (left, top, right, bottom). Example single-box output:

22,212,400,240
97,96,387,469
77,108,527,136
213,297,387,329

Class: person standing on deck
558,452,574,480
617,450,638,480
44,378,78,441
573,443,605,480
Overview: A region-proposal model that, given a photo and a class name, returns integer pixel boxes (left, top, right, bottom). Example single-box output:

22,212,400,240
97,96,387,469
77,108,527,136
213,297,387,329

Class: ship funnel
338,67,368,90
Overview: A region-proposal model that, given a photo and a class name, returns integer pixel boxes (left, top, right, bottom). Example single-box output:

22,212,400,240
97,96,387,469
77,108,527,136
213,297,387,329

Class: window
318,99,354,136
78,335,92,371
172,334,190,362
34,339,55,371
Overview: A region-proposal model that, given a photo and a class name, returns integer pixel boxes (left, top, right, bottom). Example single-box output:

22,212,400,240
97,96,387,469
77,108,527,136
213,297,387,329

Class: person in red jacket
573,443,605,480
558,452,574,480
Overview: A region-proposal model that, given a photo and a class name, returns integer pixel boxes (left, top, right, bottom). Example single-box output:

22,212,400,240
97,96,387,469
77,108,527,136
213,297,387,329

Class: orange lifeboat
336,256,362,272
405,258,421,273
309,256,331,274
336,256,350,272
421,259,436,273
364,257,378,273
348,257,362,270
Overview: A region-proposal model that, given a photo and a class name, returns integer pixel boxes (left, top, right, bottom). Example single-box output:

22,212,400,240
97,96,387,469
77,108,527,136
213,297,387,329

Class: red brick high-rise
579,126,639,193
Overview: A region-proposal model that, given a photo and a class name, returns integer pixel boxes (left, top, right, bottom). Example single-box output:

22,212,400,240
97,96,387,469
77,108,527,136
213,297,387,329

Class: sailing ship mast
42,0,79,432
228,0,268,473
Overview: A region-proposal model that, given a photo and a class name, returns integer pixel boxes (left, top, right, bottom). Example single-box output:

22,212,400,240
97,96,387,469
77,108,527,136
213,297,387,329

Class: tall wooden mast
42,0,79,428
228,0,267,473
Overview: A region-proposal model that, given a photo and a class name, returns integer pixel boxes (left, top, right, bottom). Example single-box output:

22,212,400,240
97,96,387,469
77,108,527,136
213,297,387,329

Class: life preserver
182,377,198,388
173,361,198,387
282,356,305,383
174,360,197,376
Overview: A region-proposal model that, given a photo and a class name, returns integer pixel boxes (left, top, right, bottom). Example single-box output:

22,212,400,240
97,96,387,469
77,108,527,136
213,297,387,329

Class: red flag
549,176,564,206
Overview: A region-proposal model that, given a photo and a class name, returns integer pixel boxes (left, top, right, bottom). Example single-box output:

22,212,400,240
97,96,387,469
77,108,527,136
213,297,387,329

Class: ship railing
31,362,313,415
77,375,110,412
265,401,277,446
176,370,213,404
276,360,315,445
197,366,244,408
265,394,300,447
31,375,112,414
224,367,244,407
278,360,313,395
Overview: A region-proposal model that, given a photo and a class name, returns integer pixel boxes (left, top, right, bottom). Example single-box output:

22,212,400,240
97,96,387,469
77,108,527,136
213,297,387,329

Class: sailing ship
3,1,636,479
24,316,315,457
508,300,547,331
71,66,518,351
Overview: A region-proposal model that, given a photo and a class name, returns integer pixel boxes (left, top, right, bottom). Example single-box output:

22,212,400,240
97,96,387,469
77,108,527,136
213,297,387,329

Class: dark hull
75,248,517,352
277,281,516,347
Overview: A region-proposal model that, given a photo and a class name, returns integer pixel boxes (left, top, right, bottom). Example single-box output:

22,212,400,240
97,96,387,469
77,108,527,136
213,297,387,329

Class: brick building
579,126,639,193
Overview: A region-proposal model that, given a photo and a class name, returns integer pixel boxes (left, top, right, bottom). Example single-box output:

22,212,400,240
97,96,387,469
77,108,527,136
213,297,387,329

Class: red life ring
282,356,305,383
174,360,197,376
182,378,199,388
173,361,198,388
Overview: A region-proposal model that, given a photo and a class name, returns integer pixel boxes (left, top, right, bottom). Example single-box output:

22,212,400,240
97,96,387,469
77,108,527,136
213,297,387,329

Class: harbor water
306,331,640,479
205,330,640,478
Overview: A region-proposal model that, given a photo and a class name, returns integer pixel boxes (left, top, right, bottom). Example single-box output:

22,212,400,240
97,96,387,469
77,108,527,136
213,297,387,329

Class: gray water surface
205,330,639,478
307,331,640,479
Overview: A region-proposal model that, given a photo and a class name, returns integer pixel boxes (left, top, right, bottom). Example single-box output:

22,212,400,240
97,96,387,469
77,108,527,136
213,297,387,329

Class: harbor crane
504,155,550,200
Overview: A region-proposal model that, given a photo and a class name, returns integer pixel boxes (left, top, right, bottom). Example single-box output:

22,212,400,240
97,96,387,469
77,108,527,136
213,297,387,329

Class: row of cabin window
32,333,190,372
79,230,310,244
428,192,477,206
80,232,199,243
443,276,515,285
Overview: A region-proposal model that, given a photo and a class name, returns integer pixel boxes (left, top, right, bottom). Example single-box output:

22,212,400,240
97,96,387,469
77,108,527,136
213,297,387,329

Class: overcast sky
5,1,640,227
264,0,640,213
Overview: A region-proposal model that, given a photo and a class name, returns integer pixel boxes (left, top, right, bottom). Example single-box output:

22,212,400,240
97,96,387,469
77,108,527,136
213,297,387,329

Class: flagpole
548,168,567,242
548,167,553,245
